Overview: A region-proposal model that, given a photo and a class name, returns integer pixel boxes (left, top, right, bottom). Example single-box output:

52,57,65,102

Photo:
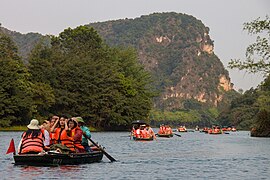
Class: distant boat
178,126,187,132
222,126,232,131
231,127,237,132
208,125,222,135
200,127,210,133
157,125,173,138
131,120,155,141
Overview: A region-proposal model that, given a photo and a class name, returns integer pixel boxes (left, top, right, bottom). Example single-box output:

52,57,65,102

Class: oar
87,137,117,162
173,133,181,137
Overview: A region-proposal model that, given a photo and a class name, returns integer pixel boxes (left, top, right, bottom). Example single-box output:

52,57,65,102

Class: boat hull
208,131,223,134
157,134,173,138
14,151,103,166
133,136,154,141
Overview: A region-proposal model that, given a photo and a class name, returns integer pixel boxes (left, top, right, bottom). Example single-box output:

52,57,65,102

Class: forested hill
0,26,46,63
88,12,234,110
1,12,236,113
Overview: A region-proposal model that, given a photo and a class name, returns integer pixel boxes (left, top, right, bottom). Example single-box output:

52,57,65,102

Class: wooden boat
208,127,222,134
222,126,232,131
131,120,155,141
157,133,173,138
231,127,237,132
178,126,187,132
157,124,173,138
200,127,210,133
13,151,103,166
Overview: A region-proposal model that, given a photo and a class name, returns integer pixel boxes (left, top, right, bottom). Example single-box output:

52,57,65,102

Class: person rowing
76,117,92,152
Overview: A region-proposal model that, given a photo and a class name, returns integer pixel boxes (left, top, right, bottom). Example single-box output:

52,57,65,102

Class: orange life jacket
55,128,75,152
158,127,164,134
50,132,56,145
19,130,45,154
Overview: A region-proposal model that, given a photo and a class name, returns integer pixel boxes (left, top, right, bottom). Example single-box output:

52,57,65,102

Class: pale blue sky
1,0,269,90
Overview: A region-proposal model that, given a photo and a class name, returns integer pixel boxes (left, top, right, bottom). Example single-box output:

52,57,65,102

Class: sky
1,0,269,91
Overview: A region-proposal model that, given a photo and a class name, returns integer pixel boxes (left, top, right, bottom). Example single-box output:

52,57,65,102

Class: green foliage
225,16,270,135
207,107,219,119
1,12,237,128
27,26,156,128
183,99,202,110
229,16,270,75
0,33,34,126
0,26,46,62
0,33,20,60
90,12,230,109
149,106,220,127
217,88,259,129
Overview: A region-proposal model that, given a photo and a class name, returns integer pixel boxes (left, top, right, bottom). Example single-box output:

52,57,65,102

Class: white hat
27,119,40,130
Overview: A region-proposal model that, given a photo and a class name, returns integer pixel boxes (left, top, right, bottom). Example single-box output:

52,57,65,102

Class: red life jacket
70,127,85,151
55,128,75,152
19,130,45,154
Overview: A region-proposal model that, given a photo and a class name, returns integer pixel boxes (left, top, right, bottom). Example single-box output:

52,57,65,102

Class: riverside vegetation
0,13,269,136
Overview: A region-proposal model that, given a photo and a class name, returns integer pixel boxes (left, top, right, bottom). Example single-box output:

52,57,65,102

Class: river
1,130,269,179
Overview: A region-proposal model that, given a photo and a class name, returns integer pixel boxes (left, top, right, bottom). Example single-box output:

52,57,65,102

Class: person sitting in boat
49,115,59,144
40,120,51,149
135,126,141,138
146,124,156,140
76,117,92,152
165,125,172,135
140,124,149,138
158,124,165,134
131,126,136,138
17,119,45,154
53,115,75,152
67,118,85,153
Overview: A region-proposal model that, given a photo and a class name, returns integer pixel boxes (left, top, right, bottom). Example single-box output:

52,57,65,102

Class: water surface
1,130,269,179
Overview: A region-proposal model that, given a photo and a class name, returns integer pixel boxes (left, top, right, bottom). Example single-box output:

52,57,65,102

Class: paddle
87,137,117,162
173,133,181,137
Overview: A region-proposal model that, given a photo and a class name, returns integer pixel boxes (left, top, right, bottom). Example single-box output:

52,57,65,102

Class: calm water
1,130,270,179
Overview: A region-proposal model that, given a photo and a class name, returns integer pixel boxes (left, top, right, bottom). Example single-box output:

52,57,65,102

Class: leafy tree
0,33,34,126
227,16,270,135
28,26,156,129
229,16,270,74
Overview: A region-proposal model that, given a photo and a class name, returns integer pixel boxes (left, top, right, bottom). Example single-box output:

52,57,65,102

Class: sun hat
76,117,85,123
27,119,40,130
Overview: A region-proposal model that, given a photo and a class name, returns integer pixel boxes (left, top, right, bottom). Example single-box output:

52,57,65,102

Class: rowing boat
13,151,103,166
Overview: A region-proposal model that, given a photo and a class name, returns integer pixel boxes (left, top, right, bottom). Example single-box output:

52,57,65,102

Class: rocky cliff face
1,12,234,110
89,12,233,110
